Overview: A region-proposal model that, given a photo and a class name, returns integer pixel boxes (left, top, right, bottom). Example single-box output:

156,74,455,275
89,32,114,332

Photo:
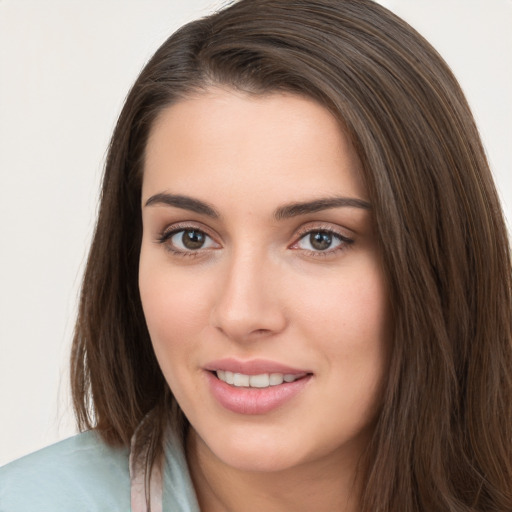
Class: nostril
253,328,271,336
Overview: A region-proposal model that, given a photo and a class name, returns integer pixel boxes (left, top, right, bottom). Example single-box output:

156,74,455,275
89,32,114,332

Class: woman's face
139,89,391,473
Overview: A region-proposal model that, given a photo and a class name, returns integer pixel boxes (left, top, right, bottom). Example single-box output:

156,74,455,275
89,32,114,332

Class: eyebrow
144,193,219,218
144,192,371,220
274,197,371,220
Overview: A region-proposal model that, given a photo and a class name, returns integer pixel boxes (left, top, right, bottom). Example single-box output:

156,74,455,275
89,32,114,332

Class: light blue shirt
0,430,200,511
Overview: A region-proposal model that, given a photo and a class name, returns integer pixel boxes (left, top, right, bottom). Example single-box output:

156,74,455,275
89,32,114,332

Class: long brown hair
71,0,512,509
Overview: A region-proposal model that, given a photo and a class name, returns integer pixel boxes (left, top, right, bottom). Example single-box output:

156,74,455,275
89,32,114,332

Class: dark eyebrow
144,193,219,218
274,197,371,220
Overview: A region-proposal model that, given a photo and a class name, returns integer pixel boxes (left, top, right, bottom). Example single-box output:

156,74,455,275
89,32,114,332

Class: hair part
71,1,512,510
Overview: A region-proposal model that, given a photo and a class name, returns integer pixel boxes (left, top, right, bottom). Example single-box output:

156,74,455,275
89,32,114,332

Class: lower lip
206,371,312,415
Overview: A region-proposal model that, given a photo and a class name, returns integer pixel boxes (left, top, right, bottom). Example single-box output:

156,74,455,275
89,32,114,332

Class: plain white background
0,0,511,466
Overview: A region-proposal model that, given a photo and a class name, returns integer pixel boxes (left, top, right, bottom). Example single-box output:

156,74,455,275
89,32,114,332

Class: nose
210,250,288,342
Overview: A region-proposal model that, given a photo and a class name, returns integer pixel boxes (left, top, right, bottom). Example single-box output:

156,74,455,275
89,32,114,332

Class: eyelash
156,223,218,258
156,223,354,258
291,226,354,258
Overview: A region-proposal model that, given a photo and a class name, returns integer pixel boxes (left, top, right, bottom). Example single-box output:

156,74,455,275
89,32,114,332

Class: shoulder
0,431,130,512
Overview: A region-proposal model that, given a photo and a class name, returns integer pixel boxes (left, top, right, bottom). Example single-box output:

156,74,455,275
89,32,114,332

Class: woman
1,0,511,511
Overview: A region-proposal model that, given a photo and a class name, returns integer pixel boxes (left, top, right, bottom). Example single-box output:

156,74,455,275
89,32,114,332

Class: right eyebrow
144,193,220,218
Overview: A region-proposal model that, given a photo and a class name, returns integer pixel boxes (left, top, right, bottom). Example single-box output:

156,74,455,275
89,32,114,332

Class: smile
205,360,313,414
215,370,306,388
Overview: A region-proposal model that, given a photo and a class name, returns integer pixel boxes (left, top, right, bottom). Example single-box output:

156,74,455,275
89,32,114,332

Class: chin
217,446,306,474
190,413,378,477
195,425,310,473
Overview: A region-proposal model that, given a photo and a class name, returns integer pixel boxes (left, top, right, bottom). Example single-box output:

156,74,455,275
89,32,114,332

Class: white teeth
233,373,250,387
269,373,284,385
249,374,270,388
216,371,302,388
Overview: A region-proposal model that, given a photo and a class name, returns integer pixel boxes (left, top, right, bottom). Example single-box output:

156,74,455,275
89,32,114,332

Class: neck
186,430,369,512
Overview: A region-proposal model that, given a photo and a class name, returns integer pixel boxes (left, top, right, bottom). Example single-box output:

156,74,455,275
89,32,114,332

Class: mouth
204,359,313,414
212,370,309,388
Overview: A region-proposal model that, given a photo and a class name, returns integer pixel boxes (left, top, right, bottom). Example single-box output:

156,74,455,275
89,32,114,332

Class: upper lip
204,358,311,375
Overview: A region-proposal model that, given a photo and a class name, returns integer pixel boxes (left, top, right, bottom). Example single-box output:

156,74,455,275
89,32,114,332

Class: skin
139,88,391,512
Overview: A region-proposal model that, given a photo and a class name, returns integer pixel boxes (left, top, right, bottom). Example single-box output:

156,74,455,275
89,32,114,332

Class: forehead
142,88,367,206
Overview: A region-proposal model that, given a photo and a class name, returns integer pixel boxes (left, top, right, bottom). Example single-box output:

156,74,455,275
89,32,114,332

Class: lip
204,358,313,415
204,358,310,375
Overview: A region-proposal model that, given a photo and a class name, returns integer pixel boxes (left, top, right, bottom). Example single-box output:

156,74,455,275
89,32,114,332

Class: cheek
139,271,211,408
140,280,190,340
294,259,391,403
297,260,390,346
138,254,213,372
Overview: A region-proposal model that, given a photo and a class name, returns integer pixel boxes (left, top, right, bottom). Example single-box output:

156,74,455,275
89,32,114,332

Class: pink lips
204,358,312,415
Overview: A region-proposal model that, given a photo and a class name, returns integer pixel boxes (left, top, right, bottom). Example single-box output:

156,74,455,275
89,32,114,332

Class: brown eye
310,231,333,251
164,228,218,252
181,230,206,249
295,229,351,254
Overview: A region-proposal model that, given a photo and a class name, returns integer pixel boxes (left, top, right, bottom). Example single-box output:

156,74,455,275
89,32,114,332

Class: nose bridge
211,243,286,340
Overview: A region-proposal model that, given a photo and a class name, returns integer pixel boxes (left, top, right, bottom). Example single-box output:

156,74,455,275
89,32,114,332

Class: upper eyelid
157,225,220,256
290,223,355,251
160,221,218,239
293,222,354,239
156,224,220,253
292,230,352,247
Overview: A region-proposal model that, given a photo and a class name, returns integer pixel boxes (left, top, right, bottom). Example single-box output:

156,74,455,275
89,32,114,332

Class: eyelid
156,221,222,256
293,222,354,242
295,220,352,235
159,221,219,241
289,223,354,255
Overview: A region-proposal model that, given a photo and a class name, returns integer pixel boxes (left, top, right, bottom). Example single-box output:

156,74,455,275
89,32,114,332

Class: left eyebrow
274,197,371,220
